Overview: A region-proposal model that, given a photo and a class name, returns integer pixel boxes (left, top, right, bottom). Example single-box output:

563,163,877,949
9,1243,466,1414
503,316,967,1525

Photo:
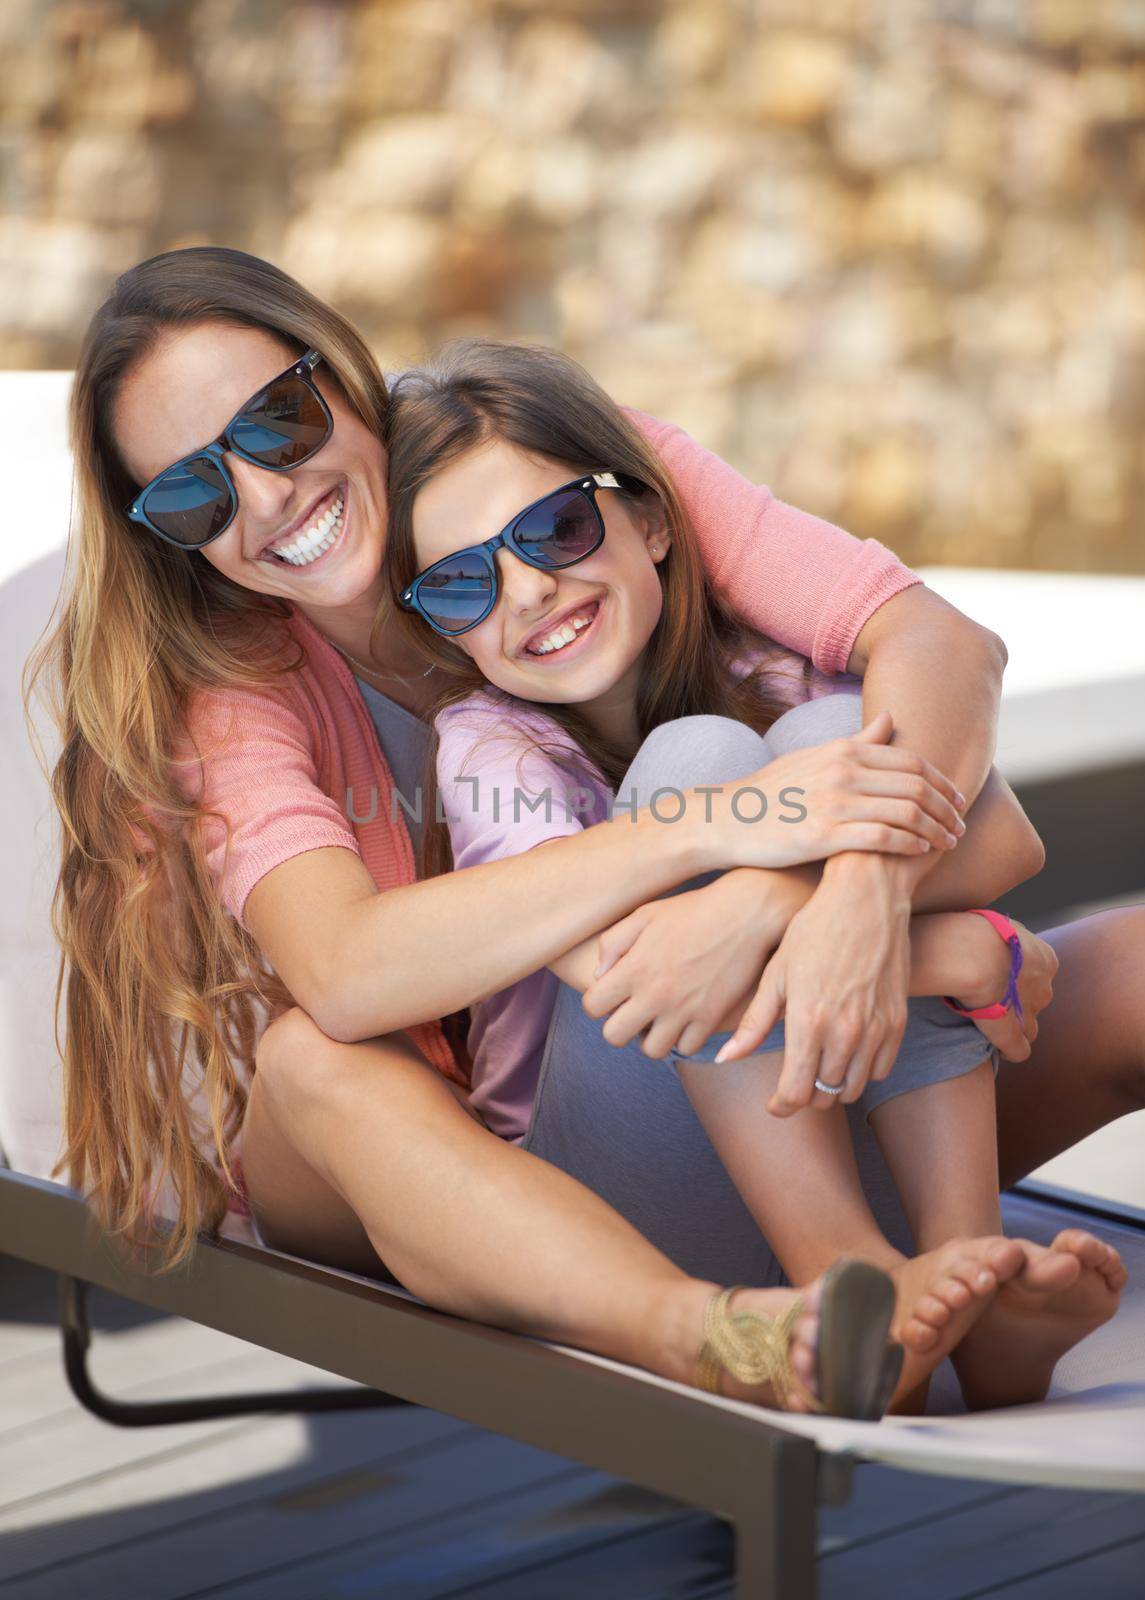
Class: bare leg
677,1049,898,1283
241,1008,841,1411
240,1008,1027,1414
867,1059,1002,1252
994,904,1145,1186
674,1048,1059,1413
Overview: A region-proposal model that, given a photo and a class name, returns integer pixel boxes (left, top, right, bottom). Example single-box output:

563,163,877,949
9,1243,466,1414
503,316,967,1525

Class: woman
30,246,1136,1415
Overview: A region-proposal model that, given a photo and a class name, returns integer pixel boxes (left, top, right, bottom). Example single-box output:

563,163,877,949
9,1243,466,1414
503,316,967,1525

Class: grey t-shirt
353,675,432,859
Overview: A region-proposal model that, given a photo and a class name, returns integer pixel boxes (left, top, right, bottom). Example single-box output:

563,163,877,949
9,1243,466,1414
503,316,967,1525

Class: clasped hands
581,714,1058,1116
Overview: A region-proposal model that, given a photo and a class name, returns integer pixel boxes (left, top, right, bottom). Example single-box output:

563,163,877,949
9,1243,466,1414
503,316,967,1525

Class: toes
932,1273,973,1309
1013,1241,1079,1290
982,1238,1024,1281
793,1311,819,1351
1038,1250,1084,1289
900,1318,940,1350
1099,1255,1129,1292
906,1296,943,1328
914,1294,955,1325
1052,1228,1105,1267
790,1340,816,1381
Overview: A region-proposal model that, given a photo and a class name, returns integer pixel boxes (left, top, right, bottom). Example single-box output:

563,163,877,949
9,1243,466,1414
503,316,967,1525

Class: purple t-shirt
435,649,858,1143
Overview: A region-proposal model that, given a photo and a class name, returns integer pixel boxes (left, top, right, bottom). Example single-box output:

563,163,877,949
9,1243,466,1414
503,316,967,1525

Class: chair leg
59,1275,414,1427
733,1435,820,1600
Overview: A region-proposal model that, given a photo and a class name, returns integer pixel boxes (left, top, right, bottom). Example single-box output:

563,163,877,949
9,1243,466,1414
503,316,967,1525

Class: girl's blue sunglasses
125,350,333,549
399,470,637,637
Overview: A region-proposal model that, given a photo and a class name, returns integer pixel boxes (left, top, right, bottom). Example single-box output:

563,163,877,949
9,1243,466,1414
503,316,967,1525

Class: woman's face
410,437,670,716
112,320,388,613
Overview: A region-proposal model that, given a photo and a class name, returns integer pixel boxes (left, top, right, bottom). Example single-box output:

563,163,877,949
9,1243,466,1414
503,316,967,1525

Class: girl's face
410,438,671,722
112,320,389,616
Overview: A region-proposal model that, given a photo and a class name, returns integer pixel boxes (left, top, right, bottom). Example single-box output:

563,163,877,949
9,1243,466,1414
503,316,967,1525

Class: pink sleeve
434,699,602,870
624,408,924,675
175,685,361,931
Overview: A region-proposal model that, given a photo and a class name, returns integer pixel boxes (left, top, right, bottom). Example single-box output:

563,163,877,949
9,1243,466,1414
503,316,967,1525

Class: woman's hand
948,913,1060,1062
700,709,965,872
710,862,914,1114
580,869,812,1059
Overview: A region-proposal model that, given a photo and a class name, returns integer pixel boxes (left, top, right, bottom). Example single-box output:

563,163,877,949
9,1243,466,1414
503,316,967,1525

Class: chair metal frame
2,1167,855,1600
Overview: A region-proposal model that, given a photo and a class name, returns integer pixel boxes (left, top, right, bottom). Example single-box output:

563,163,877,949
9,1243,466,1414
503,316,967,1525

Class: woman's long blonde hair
382,338,812,883
23,246,391,1269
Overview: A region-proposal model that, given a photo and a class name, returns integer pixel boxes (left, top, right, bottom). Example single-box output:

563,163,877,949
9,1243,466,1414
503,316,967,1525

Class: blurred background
3,0,1145,573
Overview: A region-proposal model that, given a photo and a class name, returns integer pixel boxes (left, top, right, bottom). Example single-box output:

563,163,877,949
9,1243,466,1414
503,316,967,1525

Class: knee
628,714,769,793
766,689,864,755
255,1006,338,1109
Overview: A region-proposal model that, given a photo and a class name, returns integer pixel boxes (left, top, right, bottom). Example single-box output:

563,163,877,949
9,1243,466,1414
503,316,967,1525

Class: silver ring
813,1077,844,1096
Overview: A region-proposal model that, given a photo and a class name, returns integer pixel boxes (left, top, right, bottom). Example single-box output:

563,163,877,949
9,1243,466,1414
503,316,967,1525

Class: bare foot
707,1239,1018,1420
881,1236,1029,1414
951,1228,1127,1410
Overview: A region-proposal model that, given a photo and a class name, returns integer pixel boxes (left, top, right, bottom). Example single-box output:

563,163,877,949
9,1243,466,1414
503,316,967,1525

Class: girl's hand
700,709,965,871
581,871,807,1059
949,913,1060,1062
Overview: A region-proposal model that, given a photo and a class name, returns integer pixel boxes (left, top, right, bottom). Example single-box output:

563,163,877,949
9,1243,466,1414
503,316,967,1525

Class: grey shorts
519,691,999,1287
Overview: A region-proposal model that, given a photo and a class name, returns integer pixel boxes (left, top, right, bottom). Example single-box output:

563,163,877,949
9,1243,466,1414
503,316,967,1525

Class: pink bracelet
943,908,1025,1022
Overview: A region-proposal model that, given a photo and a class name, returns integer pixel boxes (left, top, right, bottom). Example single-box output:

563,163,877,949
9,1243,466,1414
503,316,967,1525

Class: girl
384,337,1126,1412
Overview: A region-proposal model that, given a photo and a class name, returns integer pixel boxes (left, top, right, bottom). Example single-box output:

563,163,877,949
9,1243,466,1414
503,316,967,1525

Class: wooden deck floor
2,1255,1144,1599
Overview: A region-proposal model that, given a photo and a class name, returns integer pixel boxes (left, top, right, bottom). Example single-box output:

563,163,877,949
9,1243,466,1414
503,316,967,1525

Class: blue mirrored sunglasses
124,350,333,549
399,471,638,638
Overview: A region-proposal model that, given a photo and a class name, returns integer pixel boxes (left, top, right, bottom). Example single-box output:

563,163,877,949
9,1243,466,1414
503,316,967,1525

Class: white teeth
528,606,598,656
270,494,345,565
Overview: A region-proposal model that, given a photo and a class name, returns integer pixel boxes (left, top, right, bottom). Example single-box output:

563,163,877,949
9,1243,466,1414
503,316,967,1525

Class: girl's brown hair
23,246,391,1269
382,338,811,882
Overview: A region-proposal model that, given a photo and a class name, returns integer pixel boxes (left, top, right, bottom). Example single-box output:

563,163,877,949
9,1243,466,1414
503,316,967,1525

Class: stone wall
3,0,1144,571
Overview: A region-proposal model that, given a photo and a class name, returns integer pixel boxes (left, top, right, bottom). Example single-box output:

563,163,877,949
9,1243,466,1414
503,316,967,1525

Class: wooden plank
7,1438,604,1600
425,1510,727,1598
815,1462,1022,1555
118,1467,689,1600
988,1528,1145,1596
0,1407,462,1581
817,1486,1145,1598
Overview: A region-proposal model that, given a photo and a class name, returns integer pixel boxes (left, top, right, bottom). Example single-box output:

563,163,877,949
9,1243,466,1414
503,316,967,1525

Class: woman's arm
627,410,1012,1103
248,718,966,1043
818,583,1011,910
246,815,706,1045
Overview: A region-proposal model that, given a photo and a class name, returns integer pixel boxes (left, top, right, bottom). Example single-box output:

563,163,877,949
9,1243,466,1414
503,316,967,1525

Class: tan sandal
694,1258,902,1420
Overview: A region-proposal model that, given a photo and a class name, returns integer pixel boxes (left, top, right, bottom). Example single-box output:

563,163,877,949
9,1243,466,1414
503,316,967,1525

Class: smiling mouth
261,484,346,565
523,598,602,657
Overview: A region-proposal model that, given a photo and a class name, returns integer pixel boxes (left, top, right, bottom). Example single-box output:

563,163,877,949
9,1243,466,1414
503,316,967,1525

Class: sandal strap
694,1286,825,1414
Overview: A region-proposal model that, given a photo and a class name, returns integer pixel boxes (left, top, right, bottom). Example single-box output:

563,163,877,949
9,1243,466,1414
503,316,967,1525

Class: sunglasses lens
514,488,601,567
232,373,331,467
417,550,494,634
141,456,234,546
